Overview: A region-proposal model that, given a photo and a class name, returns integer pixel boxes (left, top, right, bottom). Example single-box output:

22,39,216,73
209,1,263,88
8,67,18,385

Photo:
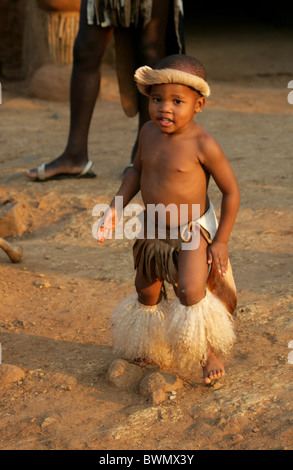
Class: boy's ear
195,96,206,113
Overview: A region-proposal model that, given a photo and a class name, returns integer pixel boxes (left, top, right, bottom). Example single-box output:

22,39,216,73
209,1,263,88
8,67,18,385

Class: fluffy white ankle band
111,294,172,367
166,291,235,371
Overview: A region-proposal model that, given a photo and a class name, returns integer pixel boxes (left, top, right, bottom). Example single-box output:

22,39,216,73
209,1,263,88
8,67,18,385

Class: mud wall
0,0,26,78
0,0,82,80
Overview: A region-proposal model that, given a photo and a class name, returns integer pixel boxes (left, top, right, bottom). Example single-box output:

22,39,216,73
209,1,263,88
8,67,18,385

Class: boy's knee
177,284,206,307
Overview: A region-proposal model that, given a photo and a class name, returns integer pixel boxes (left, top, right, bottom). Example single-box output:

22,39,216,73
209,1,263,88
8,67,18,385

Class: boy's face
148,83,205,134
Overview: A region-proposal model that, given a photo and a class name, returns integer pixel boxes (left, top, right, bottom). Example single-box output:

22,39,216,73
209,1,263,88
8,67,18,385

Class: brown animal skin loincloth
133,214,212,286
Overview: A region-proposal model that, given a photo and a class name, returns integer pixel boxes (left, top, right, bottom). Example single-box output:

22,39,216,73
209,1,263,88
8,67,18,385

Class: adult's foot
202,352,225,385
26,155,95,181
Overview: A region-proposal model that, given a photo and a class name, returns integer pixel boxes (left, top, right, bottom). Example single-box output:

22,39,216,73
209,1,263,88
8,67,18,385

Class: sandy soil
0,21,293,450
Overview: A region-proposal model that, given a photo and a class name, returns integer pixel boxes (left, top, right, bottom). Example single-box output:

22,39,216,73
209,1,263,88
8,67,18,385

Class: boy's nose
158,101,172,112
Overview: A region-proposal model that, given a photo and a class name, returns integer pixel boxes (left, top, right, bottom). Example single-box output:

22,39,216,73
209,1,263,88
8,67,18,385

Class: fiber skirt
87,0,183,31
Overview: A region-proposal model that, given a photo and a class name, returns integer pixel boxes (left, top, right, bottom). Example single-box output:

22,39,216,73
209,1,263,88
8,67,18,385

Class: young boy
97,54,240,384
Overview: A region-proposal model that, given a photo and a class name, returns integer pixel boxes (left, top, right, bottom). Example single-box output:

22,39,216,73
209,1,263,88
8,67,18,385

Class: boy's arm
97,141,142,243
110,165,141,211
200,137,240,276
111,127,143,209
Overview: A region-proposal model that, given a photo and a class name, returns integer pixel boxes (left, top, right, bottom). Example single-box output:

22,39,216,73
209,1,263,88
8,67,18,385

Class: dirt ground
0,20,293,450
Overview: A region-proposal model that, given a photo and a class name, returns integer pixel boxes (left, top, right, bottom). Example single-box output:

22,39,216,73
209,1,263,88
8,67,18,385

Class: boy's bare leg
27,0,114,180
135,271,163,307
177,235,225,384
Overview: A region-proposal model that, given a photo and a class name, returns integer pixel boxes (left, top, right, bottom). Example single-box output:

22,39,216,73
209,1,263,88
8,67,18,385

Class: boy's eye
153,97,161,102
174,99,182,105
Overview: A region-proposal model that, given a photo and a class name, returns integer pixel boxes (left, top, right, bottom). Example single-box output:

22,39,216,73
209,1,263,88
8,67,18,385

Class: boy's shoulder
138,120,156,141
195,123,218,148
195,124,225,163
141,120,155,133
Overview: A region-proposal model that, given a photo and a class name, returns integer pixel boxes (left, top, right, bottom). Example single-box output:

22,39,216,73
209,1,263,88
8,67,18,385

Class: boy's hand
97,207,119,243
207,241,228,277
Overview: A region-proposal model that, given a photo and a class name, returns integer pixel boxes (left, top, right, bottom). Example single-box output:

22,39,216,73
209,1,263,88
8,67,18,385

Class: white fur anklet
111,294,172,368
166,290,235,372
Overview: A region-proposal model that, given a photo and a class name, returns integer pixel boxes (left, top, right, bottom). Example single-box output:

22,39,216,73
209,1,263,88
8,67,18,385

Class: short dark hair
155,54,207,80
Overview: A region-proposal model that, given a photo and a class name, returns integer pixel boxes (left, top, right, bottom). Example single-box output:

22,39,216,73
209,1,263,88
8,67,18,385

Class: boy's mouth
159,117,173,127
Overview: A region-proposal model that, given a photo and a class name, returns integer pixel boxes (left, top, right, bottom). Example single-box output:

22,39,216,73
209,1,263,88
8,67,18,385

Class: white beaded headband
134,65,210,98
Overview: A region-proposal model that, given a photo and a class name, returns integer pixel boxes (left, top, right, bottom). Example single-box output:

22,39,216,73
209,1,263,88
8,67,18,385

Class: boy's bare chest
141,138,200,173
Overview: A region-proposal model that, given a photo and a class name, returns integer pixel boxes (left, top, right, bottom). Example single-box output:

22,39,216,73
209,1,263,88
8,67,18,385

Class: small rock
0,364,25,384
51,372,77,390
33,281,51,289
149,389,166,406
211,381,224,389
106,359,144,391
0,202,28,237
139,371,183,397
41,416,57,429
139,372,166,397
50,112,59,120
232,434,244,443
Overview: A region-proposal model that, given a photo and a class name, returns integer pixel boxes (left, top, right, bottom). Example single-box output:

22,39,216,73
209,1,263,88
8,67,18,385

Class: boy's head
134,54,210,98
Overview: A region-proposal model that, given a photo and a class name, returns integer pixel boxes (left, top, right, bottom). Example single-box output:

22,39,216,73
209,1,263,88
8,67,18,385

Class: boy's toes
203,368,225,384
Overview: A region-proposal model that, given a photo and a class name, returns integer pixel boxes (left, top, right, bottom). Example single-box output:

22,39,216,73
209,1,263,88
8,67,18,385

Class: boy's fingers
97,224,107,243
212,256,222,275
218,259,228,277
97,225,104,238
104,226,113,240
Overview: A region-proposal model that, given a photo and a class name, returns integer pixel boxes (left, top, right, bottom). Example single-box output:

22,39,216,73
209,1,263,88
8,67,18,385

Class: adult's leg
129,0,172,163
176,236,226,384
27,0,114,180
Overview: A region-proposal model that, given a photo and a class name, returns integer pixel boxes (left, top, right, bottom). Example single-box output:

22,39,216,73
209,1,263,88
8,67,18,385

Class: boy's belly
140,180,208,228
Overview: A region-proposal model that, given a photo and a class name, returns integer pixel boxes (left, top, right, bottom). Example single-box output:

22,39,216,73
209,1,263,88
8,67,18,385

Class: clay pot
37,0,81,12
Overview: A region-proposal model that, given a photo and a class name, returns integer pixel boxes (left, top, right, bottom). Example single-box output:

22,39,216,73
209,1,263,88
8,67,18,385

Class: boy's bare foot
202,352,225,385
